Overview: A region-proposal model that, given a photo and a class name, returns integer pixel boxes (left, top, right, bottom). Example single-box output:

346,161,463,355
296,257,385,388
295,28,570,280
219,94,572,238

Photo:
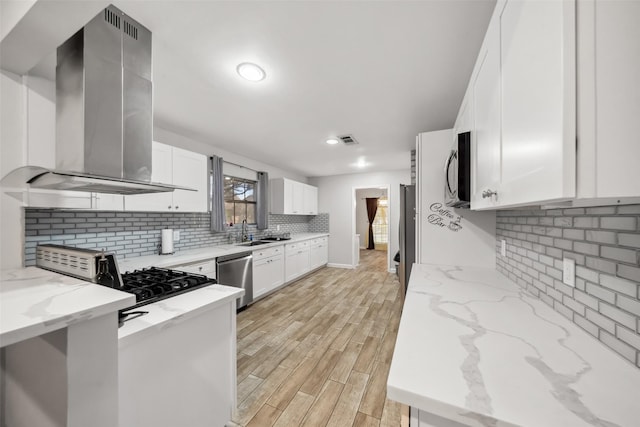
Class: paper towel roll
161,229,174,254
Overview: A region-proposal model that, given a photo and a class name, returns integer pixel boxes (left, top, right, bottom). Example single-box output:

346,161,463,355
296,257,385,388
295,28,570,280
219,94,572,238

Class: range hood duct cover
2,5,190,196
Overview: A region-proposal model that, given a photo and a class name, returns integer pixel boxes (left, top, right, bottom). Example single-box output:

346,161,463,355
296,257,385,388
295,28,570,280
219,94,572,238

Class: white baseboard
327,263,355,269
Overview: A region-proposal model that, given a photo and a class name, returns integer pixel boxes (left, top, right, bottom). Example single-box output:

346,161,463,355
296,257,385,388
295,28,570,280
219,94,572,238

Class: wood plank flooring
230,250,405,427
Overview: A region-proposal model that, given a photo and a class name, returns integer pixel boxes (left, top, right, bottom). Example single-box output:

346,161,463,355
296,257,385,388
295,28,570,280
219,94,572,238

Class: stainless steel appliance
399,184,416,297
1,5,189,195
216,251,253,310
444,131,471,208
36,244,217,324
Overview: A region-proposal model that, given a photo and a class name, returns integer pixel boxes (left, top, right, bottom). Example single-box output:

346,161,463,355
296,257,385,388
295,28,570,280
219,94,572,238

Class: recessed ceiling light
236,62,266,82
326,139,339,145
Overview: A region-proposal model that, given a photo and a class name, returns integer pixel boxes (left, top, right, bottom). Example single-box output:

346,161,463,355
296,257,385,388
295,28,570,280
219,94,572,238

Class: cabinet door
253,258,270,298
124,141,173,211
471,21,501,209
303,185,318,215
92,193,124,211
292,181,304,214
171,147,208,212
285,251,299,282
283,179,295,214
577,0,640,199
264,255,285,295
499,0,575,205
299,247,310,275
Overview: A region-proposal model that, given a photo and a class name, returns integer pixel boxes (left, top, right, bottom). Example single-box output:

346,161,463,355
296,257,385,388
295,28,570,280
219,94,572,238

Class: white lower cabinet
309,237,329,270
171,258,217,280
253,246,285,299
285,241,310,282
119,302,236,427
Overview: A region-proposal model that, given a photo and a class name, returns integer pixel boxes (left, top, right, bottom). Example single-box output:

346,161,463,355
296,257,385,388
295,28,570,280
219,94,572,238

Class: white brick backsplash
601,246,637,264
586,308,616,334
601,330,637,362
600,216,637,231
600,275,638,298
574,314,599,337
618,295,640,317
25,209,329,265
619,233,640,249
576,266,599,282
600,303,637,330
496,205,640,369
616,326,640,352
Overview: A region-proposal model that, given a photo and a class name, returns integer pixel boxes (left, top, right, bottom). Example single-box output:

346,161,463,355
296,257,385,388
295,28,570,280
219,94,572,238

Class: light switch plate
501,239,506,257
563,258,575,287
173,230,180,241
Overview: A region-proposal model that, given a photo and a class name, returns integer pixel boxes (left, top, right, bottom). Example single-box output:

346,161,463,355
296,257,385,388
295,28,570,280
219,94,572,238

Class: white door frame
351,184,391,272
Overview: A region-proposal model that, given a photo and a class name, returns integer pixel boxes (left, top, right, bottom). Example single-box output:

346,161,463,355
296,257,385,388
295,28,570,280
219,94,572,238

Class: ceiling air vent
338,134,359,146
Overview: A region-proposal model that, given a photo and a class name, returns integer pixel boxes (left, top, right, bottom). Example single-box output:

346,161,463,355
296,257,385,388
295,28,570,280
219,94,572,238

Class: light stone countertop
0,267,135,347
117,284,244,348
387,263,640,427
117,232,329,272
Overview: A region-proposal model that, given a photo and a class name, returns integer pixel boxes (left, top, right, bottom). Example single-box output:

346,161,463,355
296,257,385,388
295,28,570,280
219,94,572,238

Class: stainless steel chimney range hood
1,5,190,195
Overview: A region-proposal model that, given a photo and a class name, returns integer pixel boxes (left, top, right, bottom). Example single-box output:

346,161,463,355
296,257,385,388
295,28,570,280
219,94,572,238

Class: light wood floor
230,249,405,427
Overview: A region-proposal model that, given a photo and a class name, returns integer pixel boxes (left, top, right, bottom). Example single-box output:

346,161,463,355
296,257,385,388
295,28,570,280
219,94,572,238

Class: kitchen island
0,267,135,427
388,263,640,427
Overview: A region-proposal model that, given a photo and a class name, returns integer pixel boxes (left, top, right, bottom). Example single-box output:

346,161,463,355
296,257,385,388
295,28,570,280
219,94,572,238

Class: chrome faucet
241,219,248,242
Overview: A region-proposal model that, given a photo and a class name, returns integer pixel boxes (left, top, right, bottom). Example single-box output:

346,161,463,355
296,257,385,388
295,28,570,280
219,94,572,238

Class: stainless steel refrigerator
398,184,416,297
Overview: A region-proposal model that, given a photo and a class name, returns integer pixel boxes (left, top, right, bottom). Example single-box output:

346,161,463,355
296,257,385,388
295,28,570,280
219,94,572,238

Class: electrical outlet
173,230,180,242
277,225,281,231
563,258,575,287
501,239,506,257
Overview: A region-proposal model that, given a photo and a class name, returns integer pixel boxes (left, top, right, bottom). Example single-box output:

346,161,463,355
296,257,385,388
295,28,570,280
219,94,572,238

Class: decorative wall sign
428,202,464,232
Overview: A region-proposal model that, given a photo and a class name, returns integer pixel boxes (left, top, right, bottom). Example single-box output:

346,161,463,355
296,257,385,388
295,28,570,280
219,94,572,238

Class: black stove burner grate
119,267,216,311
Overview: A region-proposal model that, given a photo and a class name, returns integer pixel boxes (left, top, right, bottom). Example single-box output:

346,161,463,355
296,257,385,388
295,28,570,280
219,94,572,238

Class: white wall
310,169,410,271
0,70,27,269
355,188,388,248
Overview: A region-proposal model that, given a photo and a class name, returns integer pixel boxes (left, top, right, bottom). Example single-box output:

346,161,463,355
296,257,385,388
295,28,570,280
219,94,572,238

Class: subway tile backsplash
24,210,330,266
496,205,640,368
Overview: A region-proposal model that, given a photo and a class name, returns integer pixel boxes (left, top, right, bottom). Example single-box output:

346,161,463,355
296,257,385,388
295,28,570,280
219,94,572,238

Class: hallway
231,249,404,426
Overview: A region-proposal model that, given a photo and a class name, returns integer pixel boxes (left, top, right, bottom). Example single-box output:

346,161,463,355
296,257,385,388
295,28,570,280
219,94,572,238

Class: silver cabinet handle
482,189,497,199
175,206,179,209
168,205,172,209
199,266,203,271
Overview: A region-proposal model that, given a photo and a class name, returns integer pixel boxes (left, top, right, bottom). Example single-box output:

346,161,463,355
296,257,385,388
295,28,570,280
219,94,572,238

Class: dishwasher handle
216,251,252,264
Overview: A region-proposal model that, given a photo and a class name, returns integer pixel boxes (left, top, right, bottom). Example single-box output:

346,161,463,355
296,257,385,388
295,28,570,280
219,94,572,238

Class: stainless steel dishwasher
216,251,253,309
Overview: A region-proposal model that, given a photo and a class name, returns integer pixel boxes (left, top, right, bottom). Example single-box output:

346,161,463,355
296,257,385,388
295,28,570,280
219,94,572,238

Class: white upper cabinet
498,0,575,206
270,178,318,215
471,21,501,210
466,0,576,209
576,0,640,202
125,142,208,212
171,146,209,212
303,185,318,215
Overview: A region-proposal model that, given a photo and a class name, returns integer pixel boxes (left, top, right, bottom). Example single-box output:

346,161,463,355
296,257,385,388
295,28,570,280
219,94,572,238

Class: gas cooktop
120,267,216,311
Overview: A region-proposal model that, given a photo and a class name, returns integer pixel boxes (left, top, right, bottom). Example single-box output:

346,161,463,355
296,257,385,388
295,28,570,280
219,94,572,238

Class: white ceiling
22,0,496,178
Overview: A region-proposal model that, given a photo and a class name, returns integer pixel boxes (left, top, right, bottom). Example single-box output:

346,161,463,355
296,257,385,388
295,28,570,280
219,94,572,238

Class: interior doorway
352,186,390,272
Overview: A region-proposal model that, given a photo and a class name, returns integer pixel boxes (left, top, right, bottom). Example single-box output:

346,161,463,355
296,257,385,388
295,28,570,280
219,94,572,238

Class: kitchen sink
260,237,291,241
236,241,271,247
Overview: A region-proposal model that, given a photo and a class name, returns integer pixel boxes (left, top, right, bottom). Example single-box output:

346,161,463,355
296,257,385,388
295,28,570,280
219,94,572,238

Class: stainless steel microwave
444,131,471,208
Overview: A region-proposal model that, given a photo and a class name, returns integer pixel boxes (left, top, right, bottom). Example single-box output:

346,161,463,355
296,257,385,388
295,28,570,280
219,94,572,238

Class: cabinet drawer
172,259,217,279
253,245,283,261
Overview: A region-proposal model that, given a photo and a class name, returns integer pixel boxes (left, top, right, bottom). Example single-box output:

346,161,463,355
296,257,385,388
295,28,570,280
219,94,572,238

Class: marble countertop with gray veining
0,267,135,348
387,263,640,427
118,284,244,348
117,232,329,272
